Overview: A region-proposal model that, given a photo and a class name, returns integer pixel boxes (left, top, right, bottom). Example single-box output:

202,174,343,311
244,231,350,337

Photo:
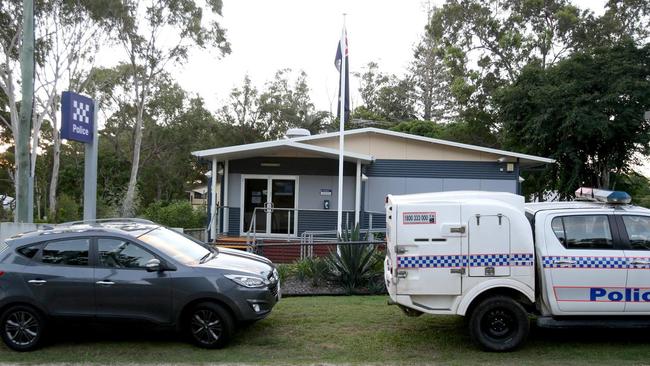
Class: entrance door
270,179,296,235
243,179,268,234
242,176,297,236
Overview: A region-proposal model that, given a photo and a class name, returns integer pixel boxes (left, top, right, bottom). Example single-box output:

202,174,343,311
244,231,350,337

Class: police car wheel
469,296,529,352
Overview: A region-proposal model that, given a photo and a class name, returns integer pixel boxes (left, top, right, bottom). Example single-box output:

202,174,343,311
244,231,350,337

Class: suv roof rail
57,218,155,227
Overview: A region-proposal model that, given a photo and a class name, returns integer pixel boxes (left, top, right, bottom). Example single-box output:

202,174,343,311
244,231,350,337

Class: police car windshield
138,227,213,264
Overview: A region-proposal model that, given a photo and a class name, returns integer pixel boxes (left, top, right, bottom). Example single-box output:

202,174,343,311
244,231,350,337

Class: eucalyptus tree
92,0,230,216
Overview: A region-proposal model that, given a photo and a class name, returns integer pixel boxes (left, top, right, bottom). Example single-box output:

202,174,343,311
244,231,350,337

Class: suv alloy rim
5,311,39,346
191,309,223,345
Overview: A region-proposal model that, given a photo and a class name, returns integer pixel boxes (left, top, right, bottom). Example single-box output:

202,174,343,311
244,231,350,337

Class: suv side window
551,215,614,250
41,239,89,266
17,244,41,259
97,238,155,269
622,216,650,250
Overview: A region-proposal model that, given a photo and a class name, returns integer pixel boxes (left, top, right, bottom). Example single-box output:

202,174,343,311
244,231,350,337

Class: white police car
384,188,650,351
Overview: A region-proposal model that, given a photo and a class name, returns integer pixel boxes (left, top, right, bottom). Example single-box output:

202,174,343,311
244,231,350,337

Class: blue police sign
61,91,94,143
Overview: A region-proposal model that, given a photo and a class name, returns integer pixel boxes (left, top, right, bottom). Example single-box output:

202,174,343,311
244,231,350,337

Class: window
41,239,89,266
551,215,614,250
98,238,155,269
622,216,650,250
139,227,212,265
17,245,40,259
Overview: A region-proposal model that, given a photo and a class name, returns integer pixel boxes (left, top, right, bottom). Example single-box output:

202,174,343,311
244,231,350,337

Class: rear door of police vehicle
395,202,464,295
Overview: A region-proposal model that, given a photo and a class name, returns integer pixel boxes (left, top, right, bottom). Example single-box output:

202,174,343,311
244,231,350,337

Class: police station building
192,128,553,242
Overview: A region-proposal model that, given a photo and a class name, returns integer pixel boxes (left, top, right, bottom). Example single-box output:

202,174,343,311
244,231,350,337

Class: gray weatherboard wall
218,157,519,236
363,160,519,213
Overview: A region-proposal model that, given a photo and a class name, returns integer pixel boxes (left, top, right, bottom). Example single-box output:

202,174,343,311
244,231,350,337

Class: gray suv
0,219,279,351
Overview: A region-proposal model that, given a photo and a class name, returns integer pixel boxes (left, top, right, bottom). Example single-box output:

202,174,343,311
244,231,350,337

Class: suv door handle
630,260,650,265
96,280,115,286
27,279,46,285
553,259,576,265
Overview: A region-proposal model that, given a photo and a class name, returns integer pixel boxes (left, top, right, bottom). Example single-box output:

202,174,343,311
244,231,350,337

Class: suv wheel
187,302,234,349
469,296,529,351
0,305,45,352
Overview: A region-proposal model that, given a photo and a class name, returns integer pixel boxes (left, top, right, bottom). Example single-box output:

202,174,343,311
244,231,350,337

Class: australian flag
334,30,350,122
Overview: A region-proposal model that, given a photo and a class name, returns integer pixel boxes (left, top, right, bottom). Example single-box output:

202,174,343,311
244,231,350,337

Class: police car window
41,239,89,266
551,216,613,250
98,238,155,269
622,216,650,250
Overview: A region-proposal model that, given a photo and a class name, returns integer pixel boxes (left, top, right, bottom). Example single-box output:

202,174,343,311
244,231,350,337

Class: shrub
294,257,330,286
142,200,206,228
276,264,294,283
325,224,382,293
55,194,81,223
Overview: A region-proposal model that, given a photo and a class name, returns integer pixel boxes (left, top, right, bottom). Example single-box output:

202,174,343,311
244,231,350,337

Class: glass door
241,176,297,236
243,179,268,234
270,179,296,235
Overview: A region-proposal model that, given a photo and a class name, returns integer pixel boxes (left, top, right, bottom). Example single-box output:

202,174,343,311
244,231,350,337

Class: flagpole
337,15,346,237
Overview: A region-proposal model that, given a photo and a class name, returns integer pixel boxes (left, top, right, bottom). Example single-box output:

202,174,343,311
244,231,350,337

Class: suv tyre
186,302,234,349
469,296,529,352
0,305,45,352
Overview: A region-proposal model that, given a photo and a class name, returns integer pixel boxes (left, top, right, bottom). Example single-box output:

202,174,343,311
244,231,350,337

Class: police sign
61,91,94,143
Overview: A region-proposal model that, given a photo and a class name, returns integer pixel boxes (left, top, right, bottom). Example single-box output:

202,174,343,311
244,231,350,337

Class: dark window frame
15,243,44,260
550,214,620,250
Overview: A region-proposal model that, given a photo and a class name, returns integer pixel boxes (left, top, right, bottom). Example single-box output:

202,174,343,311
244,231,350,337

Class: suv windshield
138,227,214,264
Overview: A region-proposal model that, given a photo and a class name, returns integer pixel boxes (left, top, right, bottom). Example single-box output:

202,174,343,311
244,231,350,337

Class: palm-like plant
325,224,378,293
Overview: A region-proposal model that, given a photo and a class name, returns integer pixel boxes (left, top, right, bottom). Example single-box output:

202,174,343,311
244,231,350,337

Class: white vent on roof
285,128,311,139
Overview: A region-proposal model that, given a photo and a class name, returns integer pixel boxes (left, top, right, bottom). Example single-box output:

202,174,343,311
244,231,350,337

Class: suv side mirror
145,258,162,272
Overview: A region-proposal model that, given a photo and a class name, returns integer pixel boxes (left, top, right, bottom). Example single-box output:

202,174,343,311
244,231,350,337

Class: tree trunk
599,163,610,189
48,123,61,220
121,103,145,217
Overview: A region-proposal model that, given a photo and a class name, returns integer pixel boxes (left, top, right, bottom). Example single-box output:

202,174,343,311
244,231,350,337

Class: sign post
61,91,97,221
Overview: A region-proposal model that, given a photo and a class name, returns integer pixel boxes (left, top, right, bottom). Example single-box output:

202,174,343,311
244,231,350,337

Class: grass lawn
2,295,650,365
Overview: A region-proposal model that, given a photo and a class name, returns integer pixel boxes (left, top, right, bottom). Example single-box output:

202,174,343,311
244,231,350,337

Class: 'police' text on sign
402,212,436,225
61,91,95,143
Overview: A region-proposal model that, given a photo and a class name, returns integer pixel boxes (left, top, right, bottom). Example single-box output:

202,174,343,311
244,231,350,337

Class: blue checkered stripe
398,254,534,269
542,256,628,269
398,255,464,268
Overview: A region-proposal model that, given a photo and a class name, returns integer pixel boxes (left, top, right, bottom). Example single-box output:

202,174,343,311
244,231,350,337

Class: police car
384,188,650,351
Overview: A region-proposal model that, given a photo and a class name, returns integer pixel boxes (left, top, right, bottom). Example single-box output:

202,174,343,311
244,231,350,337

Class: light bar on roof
575,187,632,204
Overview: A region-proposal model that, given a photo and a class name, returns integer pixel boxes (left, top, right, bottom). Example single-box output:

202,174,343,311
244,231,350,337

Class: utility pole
16,0,34,223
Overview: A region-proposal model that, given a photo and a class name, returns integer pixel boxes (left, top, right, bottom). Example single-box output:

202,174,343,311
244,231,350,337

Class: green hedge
141,200,206,228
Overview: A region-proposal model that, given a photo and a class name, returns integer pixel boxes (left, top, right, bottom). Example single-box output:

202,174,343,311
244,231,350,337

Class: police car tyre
186,302,234,349
469,296,529,352
0,305,45,352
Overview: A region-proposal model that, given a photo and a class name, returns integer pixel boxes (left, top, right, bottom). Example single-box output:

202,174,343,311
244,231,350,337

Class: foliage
54,193,81,223
141,200,206,228
218,70,331,142
325,225,382,293
293,256,330,287
498,42,650,198
275,264,293,283
611,172,650,208
391,120,498,148
353,62,417,123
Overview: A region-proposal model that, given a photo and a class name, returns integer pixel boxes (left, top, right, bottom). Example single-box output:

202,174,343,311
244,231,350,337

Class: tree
353,62,416,123
93,0,230,216
219,70,330,141
498,42,650,198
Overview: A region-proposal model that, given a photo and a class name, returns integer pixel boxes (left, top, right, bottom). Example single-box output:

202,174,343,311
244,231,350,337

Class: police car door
544,213,626,313
615,214,650,312
396,202,464,295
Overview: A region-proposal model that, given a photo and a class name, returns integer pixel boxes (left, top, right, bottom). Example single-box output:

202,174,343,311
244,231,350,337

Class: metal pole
336,15,347,236
16,0,34,223
83,103,98,220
